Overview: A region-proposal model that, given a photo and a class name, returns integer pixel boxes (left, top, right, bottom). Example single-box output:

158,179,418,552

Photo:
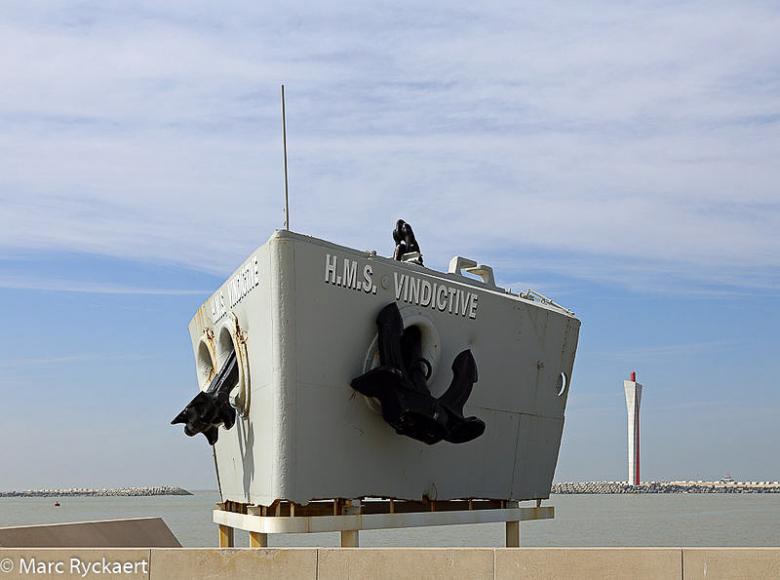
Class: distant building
624,371,643,485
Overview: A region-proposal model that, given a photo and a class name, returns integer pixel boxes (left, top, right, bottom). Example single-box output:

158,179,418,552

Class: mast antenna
281,84,290,230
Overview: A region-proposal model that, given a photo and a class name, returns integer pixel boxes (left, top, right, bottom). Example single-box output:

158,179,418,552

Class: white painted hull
187,230,580,506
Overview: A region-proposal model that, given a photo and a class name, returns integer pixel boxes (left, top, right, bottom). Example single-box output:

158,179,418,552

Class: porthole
216,325,237,370
556,372,569,397
215,317,250,416
196,337,216,391
361,309,441,413
363,311,440,381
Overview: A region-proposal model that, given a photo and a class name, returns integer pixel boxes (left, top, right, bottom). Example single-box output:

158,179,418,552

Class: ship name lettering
394,273,478,319
210,255,260,323
325,254,376,294
323,254,478,318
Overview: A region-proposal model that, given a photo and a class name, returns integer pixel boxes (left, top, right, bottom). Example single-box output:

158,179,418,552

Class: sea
1,492,779,548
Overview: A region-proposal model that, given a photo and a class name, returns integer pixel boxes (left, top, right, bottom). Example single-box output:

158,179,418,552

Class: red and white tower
624,371,643,485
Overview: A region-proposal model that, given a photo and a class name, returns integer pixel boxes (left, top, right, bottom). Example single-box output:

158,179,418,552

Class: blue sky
0,0,778,490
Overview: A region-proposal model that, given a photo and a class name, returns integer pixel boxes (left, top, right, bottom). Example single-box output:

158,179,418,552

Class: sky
0,0,778,490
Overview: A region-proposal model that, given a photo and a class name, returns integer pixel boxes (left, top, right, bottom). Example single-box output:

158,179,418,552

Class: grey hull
187,230,580,506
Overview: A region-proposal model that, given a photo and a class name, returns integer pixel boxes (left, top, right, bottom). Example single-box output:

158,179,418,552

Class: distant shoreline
6,482,778,498
0,486,192,498
553,481,780,494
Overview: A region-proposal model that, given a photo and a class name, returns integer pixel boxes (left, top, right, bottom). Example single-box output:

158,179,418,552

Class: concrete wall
0,518,180,548
1,548,779,579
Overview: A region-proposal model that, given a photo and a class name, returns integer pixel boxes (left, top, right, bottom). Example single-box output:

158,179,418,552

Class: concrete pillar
624,371,643,486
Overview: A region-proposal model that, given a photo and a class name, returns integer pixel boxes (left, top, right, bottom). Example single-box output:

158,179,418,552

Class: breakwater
0,485,192,498
552,481,780,494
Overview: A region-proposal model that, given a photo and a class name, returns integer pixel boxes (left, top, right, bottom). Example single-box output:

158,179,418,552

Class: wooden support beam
221,498,511,519
249,531,268,548
341,530,359,547
506,520,520,548
218,524,234,548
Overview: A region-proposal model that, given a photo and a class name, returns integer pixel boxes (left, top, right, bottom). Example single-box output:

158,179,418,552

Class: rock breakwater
553,481,780,494
0,485,193,498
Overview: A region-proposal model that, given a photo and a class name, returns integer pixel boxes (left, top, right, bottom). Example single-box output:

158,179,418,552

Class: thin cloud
0,352,156,369
0,1,778,293
0,275,209,296
591,340,740,360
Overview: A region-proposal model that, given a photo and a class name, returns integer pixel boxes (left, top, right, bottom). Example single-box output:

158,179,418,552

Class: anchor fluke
438,350,485,443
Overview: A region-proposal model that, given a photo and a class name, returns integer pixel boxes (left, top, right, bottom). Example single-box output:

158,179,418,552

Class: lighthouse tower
624,371,643,486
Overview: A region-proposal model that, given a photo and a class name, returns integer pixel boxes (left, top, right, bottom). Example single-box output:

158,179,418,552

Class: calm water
1,492,779,547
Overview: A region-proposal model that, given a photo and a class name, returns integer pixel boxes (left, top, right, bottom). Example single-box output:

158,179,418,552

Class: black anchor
351,302,485,445
393,219,424,265
171,350,239,445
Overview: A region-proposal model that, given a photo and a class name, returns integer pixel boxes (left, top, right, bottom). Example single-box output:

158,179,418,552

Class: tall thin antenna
281,84,290,230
